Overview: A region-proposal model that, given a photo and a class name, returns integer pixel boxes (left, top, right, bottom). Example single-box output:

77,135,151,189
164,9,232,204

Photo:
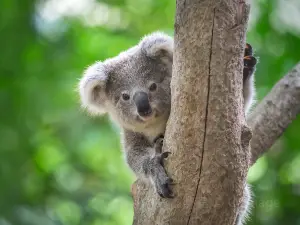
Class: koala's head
78,32,173,132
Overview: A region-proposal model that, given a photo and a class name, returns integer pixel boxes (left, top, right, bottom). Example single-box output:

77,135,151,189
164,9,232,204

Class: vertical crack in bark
186,8,216,225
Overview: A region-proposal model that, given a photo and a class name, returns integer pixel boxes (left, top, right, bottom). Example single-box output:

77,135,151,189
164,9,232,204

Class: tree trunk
133,1,251,224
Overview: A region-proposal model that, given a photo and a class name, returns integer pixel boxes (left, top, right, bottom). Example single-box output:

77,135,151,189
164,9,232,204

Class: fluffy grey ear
140,32,173,62
78,62,109,115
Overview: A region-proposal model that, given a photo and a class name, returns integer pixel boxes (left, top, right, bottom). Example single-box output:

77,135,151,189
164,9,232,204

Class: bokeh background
1,0,300,224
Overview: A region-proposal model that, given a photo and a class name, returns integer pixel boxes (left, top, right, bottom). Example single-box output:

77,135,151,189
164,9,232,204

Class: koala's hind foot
150,138,174,198
243,43,257,82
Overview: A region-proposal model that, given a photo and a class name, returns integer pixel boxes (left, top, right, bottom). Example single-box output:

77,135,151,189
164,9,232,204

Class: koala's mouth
137,109,158,122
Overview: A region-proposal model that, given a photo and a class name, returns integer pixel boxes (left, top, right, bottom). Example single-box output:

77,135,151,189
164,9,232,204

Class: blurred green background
1,0,300,224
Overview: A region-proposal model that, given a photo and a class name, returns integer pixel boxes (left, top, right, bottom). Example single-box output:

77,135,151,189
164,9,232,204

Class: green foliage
0,0,299,224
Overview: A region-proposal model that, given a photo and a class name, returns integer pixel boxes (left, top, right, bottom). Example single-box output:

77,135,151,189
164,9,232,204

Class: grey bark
132,1,251,225
249,63,300,166
132,63,300,223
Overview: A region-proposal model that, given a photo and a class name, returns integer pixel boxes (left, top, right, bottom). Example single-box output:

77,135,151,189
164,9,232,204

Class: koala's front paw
243,43,257,82
154,137,164,153
151,138,174,198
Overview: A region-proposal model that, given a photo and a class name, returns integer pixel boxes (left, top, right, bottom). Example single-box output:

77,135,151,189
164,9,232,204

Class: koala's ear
78,62,109,115
140,32,173,62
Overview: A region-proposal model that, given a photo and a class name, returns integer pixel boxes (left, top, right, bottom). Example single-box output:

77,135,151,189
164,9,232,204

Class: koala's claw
244,43,256,65
244,56,257,68
244,43,253,57
155,176,174,198
161,151,171,158
152,167,174,198
158,186,174,198
154,137,164,153
150,148,174,198
160,151,171,164
153,137,171,160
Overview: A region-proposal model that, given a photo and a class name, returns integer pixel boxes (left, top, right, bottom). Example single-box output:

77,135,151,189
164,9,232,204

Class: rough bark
132,1,251,225
249,63,300,165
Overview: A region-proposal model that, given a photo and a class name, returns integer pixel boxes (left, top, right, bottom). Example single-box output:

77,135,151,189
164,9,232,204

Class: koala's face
105,55,172,130
79,32,173,131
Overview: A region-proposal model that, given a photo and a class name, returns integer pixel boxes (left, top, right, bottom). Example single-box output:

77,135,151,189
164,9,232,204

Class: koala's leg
124,131,173,198
238,44,256,223
236,184,252,225
243,43,257,114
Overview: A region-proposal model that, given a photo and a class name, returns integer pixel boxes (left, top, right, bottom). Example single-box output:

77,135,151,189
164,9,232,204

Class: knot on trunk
241,124,252,152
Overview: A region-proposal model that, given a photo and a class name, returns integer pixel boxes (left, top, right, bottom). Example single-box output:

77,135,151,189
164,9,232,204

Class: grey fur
78,31,256,223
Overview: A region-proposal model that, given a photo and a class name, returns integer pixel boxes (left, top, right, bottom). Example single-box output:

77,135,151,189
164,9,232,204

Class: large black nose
133,92,152,117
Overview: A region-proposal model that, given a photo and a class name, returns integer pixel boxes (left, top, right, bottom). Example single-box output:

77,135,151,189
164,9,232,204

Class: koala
78,32,257,225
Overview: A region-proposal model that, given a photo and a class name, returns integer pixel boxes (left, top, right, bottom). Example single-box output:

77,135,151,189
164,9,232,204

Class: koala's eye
149,83,157,92
122,93,130,101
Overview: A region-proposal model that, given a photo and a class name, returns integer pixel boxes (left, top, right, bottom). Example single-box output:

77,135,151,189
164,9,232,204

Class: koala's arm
123,131,173,198
243,43,257,115
235,43,257,225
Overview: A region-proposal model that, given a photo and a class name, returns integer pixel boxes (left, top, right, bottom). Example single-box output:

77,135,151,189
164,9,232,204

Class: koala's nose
133,92,152,117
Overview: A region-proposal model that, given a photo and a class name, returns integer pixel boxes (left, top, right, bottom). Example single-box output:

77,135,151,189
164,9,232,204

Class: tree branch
249,63,300,166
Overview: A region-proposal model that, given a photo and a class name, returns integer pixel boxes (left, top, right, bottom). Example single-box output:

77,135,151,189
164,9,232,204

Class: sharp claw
155,177,175,198
167,177,177,185
245,43,253,56
159,152,171,165
162,188,174,198
158,192,165,198
164,194,174,198
244,56,257,68
153,135,164,144
156,139,163,147
162,151,171,158
245,43,252,49
168,192,175,198
154,140,164,154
